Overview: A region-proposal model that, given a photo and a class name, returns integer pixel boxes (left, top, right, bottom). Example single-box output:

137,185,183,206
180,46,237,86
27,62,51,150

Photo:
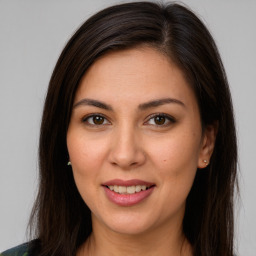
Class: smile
106,185,150,194
102,179,155,206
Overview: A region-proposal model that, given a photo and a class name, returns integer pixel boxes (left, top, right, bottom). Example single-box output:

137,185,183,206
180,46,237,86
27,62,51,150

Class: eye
146,113,175,126
82,114,110,126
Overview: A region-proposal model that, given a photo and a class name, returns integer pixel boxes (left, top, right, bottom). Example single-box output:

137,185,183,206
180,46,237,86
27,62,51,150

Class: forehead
75,47,196,108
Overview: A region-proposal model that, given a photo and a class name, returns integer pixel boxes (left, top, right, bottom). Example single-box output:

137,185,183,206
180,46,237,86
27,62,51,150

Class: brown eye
83,114,110,126
93,116,104,125
154,116,166,125
146,114,175,126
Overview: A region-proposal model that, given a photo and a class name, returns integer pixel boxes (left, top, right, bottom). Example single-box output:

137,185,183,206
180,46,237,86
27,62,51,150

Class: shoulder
1,243,30,256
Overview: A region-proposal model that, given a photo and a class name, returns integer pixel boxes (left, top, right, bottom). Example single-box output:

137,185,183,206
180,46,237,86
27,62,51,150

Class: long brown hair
29,2,238,255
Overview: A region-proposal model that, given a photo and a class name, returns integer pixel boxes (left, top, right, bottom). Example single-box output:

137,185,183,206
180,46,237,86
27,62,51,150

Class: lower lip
103,186,155,206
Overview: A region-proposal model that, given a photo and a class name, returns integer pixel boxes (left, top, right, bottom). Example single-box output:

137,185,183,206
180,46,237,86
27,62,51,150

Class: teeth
135,185,141,192
127,186,135,194
119,186,127,194
108,185,150,194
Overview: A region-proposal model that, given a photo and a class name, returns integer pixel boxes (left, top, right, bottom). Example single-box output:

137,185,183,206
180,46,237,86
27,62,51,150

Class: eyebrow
73,97,185,110
138,98,185,110
73,98,113,110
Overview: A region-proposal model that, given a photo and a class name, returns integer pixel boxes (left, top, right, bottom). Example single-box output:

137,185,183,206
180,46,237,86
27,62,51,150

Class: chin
98,211,158,236
110,222,152,236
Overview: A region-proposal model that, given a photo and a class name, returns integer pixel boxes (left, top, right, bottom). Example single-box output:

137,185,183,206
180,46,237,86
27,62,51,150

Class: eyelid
82,113,111,126
144,113,176,126
81,112,175,127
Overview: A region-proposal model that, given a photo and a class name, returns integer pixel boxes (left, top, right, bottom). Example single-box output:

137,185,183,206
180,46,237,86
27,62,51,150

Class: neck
77,217,192,256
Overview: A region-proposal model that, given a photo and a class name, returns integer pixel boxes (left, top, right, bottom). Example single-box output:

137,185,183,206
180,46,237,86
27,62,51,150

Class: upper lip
102,179,155,187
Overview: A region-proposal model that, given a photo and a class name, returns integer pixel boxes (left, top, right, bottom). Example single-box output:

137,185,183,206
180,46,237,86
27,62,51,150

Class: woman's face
67,47,213,236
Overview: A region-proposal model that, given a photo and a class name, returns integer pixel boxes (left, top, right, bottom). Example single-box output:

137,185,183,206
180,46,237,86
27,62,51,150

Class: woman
1,1,237,256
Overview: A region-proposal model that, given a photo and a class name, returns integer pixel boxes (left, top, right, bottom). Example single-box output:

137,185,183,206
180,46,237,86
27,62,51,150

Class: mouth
102,179,156,206
104,184,154,194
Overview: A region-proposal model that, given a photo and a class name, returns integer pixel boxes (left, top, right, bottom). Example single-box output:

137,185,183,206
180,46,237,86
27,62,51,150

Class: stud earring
203,159,208,166
67,161,71,166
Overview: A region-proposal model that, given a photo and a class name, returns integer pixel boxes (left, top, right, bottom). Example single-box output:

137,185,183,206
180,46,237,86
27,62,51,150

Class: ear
198,122,218,169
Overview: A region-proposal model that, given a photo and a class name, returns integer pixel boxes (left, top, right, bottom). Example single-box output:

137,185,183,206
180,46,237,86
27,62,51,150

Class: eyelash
145,113,176,127
82,113,176,127
82,113,110,126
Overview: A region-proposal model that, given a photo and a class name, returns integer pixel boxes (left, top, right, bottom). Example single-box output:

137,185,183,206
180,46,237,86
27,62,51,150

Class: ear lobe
198,122,218,169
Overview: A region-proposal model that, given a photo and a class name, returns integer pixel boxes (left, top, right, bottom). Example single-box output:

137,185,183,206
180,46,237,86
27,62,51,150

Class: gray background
0,0,255,255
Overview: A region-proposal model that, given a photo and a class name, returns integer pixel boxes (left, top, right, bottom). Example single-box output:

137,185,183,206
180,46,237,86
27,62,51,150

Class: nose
108,125,146,170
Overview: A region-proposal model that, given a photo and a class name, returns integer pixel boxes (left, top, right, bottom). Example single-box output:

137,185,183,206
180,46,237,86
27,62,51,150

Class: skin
67,47,216,256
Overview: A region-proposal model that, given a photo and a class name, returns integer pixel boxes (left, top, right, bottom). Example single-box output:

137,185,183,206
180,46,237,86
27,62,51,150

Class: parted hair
29,2,238,256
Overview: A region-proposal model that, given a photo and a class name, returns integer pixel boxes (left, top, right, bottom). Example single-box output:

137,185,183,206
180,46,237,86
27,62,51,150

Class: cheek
66,132,109,199
148,139,199,219
150,132,201,171
149,131,201,197
66,133,108,211
67,132,109,173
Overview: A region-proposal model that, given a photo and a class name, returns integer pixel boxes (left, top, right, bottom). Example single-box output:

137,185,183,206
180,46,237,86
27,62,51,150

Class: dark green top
0,243,30,256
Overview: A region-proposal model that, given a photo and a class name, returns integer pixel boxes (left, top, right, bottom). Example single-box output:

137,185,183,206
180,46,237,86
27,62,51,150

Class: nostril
108,141,146,169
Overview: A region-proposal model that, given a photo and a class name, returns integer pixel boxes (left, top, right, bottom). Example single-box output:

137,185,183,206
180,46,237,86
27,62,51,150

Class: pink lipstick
102,179,155,206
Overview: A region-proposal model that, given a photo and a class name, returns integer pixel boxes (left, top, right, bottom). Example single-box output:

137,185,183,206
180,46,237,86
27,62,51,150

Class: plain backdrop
0,0,255,255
